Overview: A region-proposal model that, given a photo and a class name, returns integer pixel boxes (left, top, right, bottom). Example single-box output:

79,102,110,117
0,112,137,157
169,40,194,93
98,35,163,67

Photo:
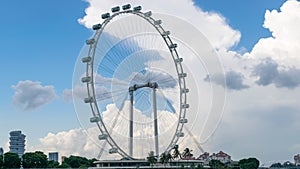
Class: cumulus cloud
248,0,300,67
28,127,100,159
77,0,240,49
12,80,57,111
205,70,249,91
252,58,300,89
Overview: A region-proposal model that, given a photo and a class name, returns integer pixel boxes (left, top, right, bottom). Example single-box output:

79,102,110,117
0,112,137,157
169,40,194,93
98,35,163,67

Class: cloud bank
12,80,57,111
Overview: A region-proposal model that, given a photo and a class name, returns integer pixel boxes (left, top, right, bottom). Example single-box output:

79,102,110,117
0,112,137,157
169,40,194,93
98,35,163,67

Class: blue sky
1,0,300,165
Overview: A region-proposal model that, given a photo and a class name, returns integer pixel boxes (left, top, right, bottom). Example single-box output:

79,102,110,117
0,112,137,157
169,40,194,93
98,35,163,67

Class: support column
129,89,134,157
153,87,159,156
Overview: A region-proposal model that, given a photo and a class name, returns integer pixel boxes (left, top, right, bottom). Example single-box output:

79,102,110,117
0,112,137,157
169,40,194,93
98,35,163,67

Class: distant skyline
1,0,300,164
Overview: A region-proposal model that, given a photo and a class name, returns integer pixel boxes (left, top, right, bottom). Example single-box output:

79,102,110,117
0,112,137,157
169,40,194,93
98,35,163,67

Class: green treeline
0,151,97,168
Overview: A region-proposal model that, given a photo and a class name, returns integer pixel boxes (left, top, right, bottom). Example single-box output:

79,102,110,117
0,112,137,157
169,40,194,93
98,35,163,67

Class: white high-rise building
9,130,26,157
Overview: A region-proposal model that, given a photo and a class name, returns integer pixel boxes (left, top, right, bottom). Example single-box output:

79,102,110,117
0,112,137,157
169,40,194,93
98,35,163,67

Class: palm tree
160,152,172,167
182,148,193,159
172,145,181,160
147,151,157,167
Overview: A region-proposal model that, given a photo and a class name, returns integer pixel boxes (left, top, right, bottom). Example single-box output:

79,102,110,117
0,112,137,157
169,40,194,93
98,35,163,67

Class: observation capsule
122,4,131,10
92,23,102,30
101,13,110,19
111,6,120,12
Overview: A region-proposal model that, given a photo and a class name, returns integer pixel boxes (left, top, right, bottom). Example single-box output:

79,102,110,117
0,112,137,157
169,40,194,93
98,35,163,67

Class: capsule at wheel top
111,6,120,12
101,13,110,19
144,11,152,17
122,4,131,10
133,6,142,11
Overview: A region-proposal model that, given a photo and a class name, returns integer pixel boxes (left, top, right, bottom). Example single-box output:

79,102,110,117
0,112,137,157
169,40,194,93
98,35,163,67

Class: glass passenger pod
179,118,188,123
133,6,142,12
181,88,189,93
98,134,108,140
111,6,120,13
92,24,102,30
176,132,184,137
144,11,152,17
109,147,118,154
178,73,187,78
154,20,162,25
181,104,189,109
122,4,131,10
90,116,101,123
161,31,170,36
84,97,94,103
175,58,183,63
86,39,95,45
101,13,110,19
169,43,177,49
82,56,91,63
81,76,91,83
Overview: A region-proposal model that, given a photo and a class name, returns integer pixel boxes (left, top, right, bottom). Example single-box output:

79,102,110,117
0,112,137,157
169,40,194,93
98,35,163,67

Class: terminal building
9,130,26,157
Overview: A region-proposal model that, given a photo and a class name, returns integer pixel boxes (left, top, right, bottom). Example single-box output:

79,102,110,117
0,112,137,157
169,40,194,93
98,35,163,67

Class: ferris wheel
80,4,189,159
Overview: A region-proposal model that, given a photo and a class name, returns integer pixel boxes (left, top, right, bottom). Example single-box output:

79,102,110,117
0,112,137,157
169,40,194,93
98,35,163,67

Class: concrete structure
49,152,59,162
9,130,26,157
295,154,300,166
93,159,203,169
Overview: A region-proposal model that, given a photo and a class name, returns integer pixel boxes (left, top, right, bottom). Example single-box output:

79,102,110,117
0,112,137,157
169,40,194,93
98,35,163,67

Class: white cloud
12,80,57,111
248,0,300,67
78,0,240,50
28,127,100,159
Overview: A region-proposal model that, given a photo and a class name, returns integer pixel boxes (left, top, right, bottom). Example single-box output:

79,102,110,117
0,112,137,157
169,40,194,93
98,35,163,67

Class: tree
47,160,60,168
0,155,3,168
58,161,71,168
172,145,181,160
270,162,282,168
22,151,48,168
160,152,172,166
3,152,21,168
147,151,157,167
239,157,259,169
182,148,193,159
209,159,224,169
63,155,90,168
88,158,97,167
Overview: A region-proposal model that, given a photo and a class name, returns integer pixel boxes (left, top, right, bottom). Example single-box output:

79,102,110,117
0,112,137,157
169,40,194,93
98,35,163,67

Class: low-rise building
197,151,232,165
